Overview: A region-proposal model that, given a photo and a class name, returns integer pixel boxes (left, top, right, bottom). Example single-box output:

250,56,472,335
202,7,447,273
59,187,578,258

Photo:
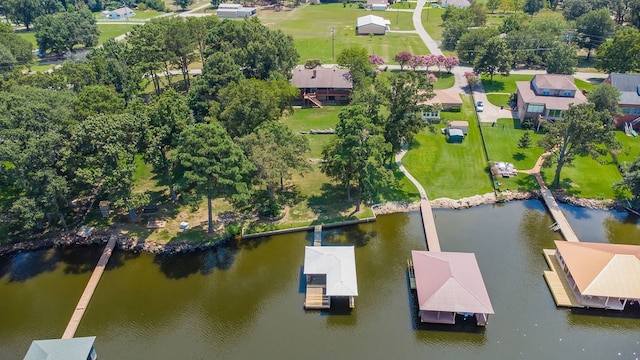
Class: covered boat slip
303,246,358,310
543,241,640,310
410,251,494,326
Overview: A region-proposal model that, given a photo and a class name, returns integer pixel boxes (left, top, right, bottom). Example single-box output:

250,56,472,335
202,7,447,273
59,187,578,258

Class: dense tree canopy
596,27,640,74
575,9,616,60
34,9,99,54
473,37,513,80
545,42,578,75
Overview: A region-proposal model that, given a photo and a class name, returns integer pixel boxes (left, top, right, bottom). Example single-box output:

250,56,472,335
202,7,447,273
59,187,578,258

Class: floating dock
304,284,330,309
62,235,117,339
542,249,582,308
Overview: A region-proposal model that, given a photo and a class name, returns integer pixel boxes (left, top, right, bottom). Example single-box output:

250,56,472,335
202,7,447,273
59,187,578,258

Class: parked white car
476,101,484,112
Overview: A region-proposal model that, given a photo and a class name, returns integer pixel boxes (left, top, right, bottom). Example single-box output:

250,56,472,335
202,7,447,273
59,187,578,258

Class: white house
108,7,135,20
356,15,391,35
367,0,388,10
442,0,471,7
217,3,257,18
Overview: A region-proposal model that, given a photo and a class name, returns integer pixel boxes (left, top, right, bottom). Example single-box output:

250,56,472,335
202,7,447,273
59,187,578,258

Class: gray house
356,15,390,35
216,3,257,18
24,337,97,360
108,7,135,19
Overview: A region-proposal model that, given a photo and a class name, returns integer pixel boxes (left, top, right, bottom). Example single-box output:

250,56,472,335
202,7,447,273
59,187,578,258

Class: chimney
312,69,316,79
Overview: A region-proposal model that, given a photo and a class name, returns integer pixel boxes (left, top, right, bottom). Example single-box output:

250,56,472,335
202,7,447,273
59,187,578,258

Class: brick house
604,73,640,129
515,74,587,124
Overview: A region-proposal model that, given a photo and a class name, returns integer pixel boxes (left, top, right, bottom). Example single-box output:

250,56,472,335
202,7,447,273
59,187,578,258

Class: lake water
1,201,639,359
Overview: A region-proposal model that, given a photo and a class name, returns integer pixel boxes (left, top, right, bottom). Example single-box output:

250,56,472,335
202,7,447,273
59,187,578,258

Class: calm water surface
1,201,639,359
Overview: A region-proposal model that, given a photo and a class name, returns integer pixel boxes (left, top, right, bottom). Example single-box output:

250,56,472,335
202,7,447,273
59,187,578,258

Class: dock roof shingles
290,65,353,90
555,240,640,298
411,251,494,315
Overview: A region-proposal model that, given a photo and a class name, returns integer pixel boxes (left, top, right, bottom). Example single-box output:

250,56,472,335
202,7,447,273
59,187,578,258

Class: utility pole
331,27,335,61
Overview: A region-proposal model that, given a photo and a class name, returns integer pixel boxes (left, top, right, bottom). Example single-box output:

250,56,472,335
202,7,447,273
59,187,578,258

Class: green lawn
421,7,444,41
481,118,545,192
15,31,36,47
281,106,342,158
540,152,622,199
574,78,596,93
432,72,455,90
259,4,424,64
614,130,640,165
402,95,494,199
486,93,510,107
390,2,416,9
98,24,139,44
481,74,533,93
93,9,165,20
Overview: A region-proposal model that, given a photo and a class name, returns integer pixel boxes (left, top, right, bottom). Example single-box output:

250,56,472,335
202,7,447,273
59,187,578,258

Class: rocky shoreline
0,191,630,257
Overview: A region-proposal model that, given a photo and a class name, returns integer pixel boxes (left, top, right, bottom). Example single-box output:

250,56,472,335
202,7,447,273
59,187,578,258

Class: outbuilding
446,128,464,143
108,7,135,20
217,3,257,18
447,120,468,135
367,0,389,10
356,15,391,35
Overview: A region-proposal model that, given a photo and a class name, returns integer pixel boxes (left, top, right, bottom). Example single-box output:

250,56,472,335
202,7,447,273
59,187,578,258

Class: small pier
533,173,580,242
304,281,330,309
313,225,322,246
542,249,582,308
62,235,117,339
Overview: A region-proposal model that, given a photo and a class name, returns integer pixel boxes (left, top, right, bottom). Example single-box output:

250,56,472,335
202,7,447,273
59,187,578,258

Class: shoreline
0,191,630,257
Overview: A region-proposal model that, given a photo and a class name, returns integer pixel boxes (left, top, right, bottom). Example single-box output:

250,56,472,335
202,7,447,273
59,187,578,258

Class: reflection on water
1,201,640,359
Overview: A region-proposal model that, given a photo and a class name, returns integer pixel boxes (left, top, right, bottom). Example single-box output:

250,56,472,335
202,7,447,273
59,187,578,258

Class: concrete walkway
519,153,580,243
62,235,117,339
395,148,441,252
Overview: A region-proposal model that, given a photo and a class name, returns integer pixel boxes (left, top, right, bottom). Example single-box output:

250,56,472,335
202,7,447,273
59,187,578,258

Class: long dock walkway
62,234,117,339
396,149,441,252
519,152,580,243
313,225,322,246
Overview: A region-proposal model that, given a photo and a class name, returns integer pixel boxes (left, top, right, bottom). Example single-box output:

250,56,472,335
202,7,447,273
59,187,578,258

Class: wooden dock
533,174,580,242
420,199,441,252
62,235,117,339
313,225,322,246
542,249,582,308
304,284,330,309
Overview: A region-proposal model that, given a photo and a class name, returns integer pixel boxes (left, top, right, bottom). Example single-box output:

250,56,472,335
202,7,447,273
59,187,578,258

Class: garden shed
446,128,464,143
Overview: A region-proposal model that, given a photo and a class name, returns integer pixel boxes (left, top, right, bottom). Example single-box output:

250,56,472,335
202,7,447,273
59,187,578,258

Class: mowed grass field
259,4,427,64
615,130,640,165
402,95,494,199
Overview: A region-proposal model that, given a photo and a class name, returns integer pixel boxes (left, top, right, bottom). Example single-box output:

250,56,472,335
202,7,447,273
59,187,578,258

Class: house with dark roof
543,240,640,310
24,336,97,360
604,73,640,129
289,65,353,107
515,74,587,124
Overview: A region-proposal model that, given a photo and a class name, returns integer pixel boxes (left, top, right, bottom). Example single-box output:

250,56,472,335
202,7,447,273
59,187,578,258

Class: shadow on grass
514,174,540,192
480,79,506,93
512,152,526,162
307,183,361,219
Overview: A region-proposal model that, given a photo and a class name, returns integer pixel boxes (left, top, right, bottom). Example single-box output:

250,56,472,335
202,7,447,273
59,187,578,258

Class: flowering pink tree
427,73,438,83
394,51,413,70
422,54,438,72
444,56,460,73
464,71,481,92
369,54,385,66
436,55,446,72
408,55,425,70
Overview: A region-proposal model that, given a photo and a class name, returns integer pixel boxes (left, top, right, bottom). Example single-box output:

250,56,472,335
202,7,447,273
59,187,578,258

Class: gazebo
24,336,97,360
544,240,640,310
411,251,494,326
303,246,358,309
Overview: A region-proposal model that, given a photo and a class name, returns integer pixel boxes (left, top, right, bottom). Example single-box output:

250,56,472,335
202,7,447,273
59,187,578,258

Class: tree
146,88,194,202
442,20,470,50
0,23,33,70
72,85,125,121
382,71,434,160
88,39,142,105
34,9,99,54
518,130,532,149
545,42,578,74
537,103,619,188
575,9,616,61
321,105,392,209
499,13,526,34
173,0,193,10
523,0,544,15
218,79,298,138
337,45,372,88
469,0,487,26
610,0,633,25
617,156,640,209
456,28,499,63
486,0,501,13
157,17,196,90
561,0,592,20
464,71,481,91
176,122,254,234
7,0,42,30
394,51,413,70
587,83,622,121
473,37,513,81
126,20,167,96
237,122,310,206
596,27,640,74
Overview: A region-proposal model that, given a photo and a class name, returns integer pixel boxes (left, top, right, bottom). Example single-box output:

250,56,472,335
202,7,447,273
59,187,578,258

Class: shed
24,336,97,360
446,128,464,143
367,0,388,10
217,3,257,18
411,251,494,326
356,15,390,35
108,7,135,20
447,120,468,135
